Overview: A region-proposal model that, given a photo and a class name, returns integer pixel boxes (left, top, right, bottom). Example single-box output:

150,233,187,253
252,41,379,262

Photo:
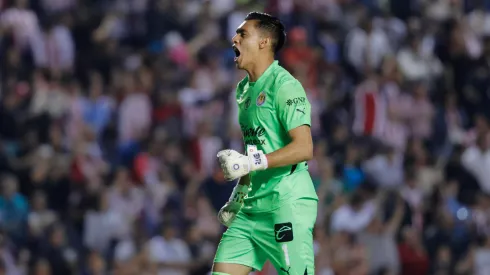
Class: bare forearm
266,141,313,169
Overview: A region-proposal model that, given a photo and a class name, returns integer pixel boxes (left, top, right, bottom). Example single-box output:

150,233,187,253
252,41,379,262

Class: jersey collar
248,60,279,88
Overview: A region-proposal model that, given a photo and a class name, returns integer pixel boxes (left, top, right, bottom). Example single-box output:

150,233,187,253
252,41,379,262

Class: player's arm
266,125,313,168
266,81,313,168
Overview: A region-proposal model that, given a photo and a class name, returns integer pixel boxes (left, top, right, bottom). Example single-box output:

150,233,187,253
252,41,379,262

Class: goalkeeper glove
216,145,268,181
218,183,249,227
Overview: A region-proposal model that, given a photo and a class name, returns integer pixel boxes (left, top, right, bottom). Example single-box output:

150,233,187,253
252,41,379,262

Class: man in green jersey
212,12,318,275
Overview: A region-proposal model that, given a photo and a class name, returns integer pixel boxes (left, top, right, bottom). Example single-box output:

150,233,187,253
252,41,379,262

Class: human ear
259,37,270,50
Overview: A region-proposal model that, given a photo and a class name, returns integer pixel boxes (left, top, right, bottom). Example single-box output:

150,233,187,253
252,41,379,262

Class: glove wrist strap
246,145,268,171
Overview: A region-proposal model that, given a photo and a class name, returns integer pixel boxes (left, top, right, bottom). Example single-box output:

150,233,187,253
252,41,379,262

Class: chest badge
256,91,266,106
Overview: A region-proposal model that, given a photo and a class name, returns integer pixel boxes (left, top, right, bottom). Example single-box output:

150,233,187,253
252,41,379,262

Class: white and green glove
218,183,249,227
216,145,268,181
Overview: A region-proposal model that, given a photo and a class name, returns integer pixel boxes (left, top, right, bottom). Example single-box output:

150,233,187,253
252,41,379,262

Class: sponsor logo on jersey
241,125,265,138
296,108,305,115
256,91,266,106
241,124,266,145
286,97,306,106
274,222,293,242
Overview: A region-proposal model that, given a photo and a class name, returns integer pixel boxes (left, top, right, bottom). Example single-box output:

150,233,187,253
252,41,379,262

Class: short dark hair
245,12,286,53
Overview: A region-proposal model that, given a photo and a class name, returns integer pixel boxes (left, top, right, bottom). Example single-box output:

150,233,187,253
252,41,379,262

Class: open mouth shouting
232,45,241,63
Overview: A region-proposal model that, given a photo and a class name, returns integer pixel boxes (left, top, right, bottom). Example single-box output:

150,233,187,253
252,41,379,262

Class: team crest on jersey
256,91,266,106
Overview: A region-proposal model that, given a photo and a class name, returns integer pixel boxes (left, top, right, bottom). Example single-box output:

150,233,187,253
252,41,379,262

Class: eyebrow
236,28,247,35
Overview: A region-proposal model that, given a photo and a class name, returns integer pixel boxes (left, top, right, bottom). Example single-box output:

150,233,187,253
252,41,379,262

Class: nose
232,34,239,45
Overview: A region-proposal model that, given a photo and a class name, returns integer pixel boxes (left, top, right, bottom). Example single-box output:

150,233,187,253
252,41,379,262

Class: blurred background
2,0,490,274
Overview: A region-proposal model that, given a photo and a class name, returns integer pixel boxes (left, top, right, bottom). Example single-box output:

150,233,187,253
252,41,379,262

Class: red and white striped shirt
353,80,408,151
353,80,387,138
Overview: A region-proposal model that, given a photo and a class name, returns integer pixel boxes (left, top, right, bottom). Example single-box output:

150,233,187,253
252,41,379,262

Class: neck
246,56,274,82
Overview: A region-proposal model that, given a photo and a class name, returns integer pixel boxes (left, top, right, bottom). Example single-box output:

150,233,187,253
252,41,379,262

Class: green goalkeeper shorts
214,198,317,274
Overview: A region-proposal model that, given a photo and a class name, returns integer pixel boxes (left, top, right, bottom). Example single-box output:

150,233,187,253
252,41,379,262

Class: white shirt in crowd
107,186,145,230
83,210,126,253
30,85,69,119
118,92,152,143
148,236,191,275
474,248,490,275
31,24,75,72
345,27,392,72
397,46,443,82
330,201,376,233
363,153,404,189
401,185,424,210
461,146,490,194
114,239,137,263
1,7,41,49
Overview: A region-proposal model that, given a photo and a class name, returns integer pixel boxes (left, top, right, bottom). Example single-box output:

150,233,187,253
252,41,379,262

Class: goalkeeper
213,12,318,275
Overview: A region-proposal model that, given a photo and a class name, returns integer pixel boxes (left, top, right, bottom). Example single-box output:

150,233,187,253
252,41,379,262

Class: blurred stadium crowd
3,0,490,274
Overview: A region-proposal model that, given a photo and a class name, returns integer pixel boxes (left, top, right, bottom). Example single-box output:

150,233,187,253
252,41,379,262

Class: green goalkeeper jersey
235,61,318,213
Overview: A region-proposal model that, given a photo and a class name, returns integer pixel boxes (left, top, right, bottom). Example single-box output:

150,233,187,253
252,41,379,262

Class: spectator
461,132,490,193
147,223,192,275
358,192,404,274
31,16,75,74
28,191,57,241
341,143,365,193
473,236,490,275
397,34,443,83
432,245,452,274
32,259,51,275
281,26,319,92
0,175,28,244
107,168,144,236
329,230,368,275
82,72,114,139
117,73,151,145
330,192,376,234
0,0,42,51
363,147,404,189
85,251,106,275
83,192,125,255
38,225,76,275
406,82,435,140
345,15,392,79
352,73,388,140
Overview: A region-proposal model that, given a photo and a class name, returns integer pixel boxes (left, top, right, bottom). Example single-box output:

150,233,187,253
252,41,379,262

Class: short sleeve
275,80,311,132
